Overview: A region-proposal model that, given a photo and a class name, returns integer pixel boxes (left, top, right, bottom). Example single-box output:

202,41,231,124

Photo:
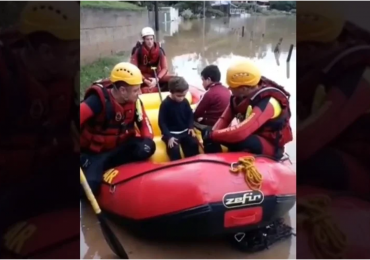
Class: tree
269,1,296,11
173,1,211,13
127,1,218,16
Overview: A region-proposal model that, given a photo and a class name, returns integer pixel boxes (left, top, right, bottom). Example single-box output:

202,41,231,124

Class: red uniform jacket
130,41,168,80
212,77,293,152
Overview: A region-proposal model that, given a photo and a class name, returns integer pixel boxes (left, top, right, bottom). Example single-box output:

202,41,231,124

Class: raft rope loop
297,195,347,259
229,156,263,190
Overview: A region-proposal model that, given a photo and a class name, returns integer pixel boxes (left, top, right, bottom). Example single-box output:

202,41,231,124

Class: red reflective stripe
145,116,152,135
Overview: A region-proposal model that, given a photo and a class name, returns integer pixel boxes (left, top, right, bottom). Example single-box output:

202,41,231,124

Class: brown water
80,16,296,259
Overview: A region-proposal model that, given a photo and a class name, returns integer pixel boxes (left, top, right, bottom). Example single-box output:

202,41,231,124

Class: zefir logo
223,190,264,209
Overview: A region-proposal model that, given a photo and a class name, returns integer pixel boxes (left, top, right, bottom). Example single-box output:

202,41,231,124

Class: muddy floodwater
81,15,296,259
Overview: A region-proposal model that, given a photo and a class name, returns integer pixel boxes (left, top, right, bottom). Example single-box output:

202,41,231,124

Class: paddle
150,66,163,102
80,168,129,259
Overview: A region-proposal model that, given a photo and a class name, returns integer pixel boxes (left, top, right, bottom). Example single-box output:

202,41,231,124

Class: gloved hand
201,126,213,143
133,138,155,160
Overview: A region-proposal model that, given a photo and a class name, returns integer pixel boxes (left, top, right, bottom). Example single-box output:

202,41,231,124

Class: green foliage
128,1,226,16
236,2,253,9
134,2,167,11
128,1,212,13
173,2,188,11
81,1,145,11
238,3,263,13
80,55,129,100
181,9,194,20
206,8,225,17
173,1,211,13
269,1,296,11
236,1,295,13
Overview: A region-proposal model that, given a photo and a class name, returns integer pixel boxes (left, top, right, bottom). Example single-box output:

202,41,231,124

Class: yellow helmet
19,2,79,40
297,2,345,43
110,62,143,86
226,60,261,88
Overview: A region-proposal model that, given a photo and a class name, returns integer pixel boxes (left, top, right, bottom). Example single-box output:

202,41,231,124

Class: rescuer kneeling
201,60,293,159
80,62,156,194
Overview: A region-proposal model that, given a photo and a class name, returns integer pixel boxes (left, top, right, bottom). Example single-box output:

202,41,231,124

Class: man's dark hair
168,76,189,93
201,65,221,82
114,81,129,89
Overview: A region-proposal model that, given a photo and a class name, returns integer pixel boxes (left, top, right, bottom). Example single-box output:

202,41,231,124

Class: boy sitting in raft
194,65,230,129
158,76,200,161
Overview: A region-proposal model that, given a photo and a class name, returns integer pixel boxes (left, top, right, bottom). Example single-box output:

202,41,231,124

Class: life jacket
131,41,165,74
230,77,293,154
80,79,144,153
0,41,75,182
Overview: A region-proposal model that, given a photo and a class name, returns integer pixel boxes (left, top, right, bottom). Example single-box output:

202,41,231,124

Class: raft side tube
139,85,202,111
99,153,296,221
103,195,296,239
139,91,192,111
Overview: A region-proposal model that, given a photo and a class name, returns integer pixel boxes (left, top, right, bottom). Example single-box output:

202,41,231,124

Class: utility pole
203,1,205,58
154,1,159,31
203,1,206,18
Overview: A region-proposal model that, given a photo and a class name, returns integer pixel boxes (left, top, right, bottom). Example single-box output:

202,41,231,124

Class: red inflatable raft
97,86,296,238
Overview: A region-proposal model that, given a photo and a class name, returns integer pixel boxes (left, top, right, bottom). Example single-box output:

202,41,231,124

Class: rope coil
229,156,263,190
297,195,347,259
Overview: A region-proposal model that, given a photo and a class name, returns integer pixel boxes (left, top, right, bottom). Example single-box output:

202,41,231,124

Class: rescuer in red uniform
201,60,293,159
297,2,370,196
80,62,156,194
0,2,80,258
130,27,172,94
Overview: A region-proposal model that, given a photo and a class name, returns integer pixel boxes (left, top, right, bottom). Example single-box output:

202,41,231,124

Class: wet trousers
163,132,199,161
204,134,282,159
141,74,173,93
80,137,156,195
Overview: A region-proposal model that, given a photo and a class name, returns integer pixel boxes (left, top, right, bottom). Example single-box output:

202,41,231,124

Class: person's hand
201,127,213,143
188,129,196,137
144,78,151,86
168,137,178,148
149,77,158,88
197,117,203,122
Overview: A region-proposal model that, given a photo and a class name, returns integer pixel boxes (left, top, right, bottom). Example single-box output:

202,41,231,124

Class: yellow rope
297,195,347,259
229,156,263,190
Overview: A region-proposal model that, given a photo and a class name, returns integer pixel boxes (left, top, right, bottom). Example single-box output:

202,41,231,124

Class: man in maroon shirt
194,65,231,128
